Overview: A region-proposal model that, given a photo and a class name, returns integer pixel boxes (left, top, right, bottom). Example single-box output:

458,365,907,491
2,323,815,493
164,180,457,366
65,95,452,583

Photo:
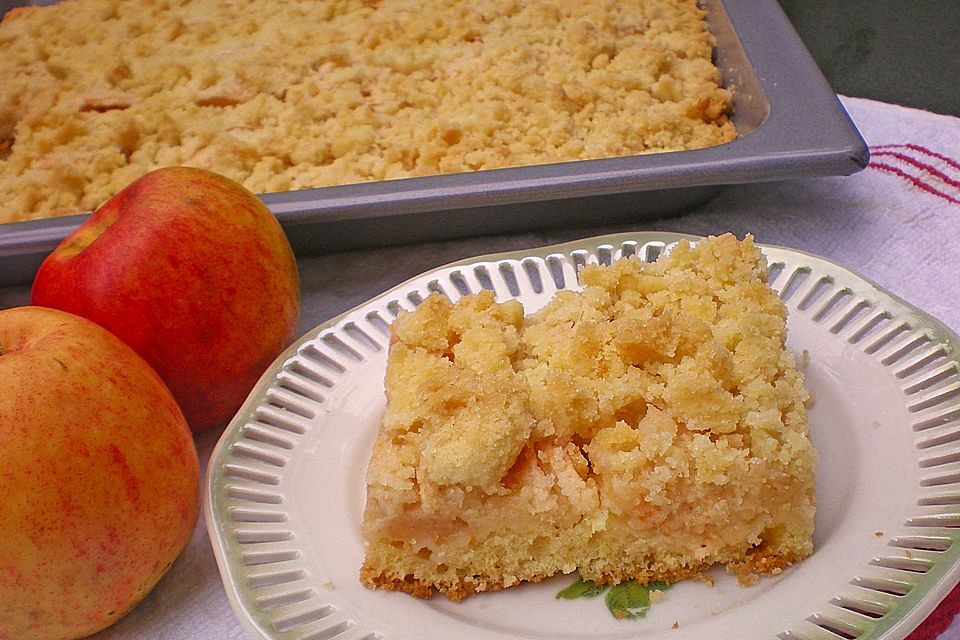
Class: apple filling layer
360,234,816,600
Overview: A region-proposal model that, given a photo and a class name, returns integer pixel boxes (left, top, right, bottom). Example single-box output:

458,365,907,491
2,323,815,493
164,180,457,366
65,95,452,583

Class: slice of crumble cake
360,234,816,600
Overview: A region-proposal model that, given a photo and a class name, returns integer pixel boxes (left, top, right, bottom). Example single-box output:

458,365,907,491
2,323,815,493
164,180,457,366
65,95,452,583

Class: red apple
0,306,199,640
31,166,301,432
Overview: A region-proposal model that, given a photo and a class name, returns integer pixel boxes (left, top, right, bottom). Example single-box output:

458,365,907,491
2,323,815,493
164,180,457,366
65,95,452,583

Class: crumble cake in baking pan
0,0,735,224
360,234,816,600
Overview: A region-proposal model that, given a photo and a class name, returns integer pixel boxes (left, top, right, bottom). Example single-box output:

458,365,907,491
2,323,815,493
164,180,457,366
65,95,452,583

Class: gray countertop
778,0,959,117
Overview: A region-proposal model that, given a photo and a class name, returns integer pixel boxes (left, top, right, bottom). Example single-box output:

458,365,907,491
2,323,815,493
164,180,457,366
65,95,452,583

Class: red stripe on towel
871,143,960,173
871,151,960,190
869,162,960,205
906,579,960,640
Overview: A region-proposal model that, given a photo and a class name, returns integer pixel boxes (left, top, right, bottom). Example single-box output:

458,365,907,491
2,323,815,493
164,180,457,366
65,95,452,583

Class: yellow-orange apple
31,166,300,432
0,306,199,640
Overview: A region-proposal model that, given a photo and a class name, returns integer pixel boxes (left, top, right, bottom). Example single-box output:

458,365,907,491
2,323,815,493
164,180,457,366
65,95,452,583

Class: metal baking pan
0,0,867,286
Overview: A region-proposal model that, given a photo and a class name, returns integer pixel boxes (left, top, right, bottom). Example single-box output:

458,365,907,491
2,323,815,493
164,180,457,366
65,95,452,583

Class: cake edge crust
359,546,811,602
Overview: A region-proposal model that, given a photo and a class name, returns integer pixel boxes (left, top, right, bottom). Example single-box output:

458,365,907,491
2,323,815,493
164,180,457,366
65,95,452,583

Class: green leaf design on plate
557,575,672,620
556,577,608,600
606,582,651,619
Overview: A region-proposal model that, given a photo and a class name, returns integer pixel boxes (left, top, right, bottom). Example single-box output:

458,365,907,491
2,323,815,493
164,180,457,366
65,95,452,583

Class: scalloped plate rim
204,230,960,640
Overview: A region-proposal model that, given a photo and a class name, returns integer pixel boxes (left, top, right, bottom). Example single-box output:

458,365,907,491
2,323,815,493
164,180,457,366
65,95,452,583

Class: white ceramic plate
205,232,960,640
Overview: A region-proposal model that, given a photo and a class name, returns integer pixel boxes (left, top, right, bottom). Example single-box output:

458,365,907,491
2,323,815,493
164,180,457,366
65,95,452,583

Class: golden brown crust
726,546,810,584
361,565,550,601
360,555,803,601
360,565,444,600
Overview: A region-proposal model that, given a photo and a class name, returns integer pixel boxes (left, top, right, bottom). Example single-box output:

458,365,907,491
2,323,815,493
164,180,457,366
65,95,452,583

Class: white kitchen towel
85,95,960,639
